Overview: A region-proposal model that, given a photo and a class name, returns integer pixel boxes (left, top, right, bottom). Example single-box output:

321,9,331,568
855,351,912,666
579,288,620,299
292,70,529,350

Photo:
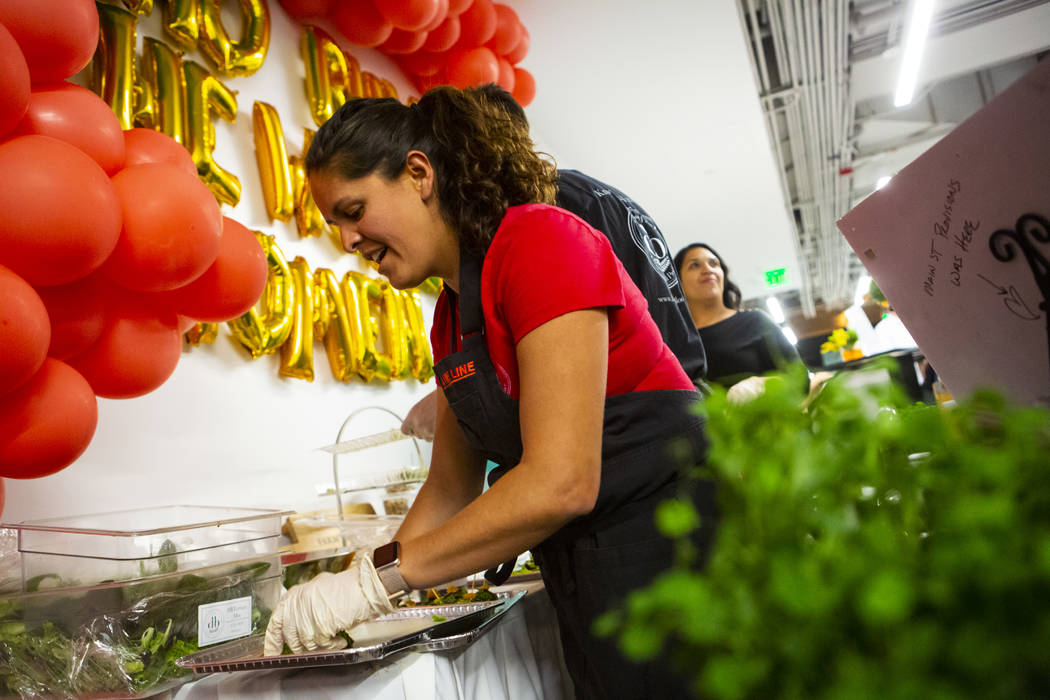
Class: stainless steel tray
175,590,526,674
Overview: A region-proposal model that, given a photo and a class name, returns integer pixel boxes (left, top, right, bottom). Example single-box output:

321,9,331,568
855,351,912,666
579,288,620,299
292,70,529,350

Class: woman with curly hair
264,86,716,698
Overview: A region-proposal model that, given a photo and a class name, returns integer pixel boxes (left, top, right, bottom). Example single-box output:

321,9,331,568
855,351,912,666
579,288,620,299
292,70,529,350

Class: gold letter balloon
91,1,433,384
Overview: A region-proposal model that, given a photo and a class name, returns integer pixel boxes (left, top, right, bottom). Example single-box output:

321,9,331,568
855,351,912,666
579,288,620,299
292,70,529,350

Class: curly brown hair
305,85,557,256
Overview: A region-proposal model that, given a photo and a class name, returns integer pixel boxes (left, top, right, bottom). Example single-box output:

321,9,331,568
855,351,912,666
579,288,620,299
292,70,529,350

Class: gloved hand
726,375,769,405
263,556,394,656
401,389,437,441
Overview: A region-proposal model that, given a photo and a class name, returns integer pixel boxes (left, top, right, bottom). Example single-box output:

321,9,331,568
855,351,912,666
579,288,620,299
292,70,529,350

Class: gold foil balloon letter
252,101,293,221
162,0,202,51
140,37,186,143
199,0,270,77
343,271,382,381
184,60,240,205
94,2,152,130
228,233,293,358
400,288,434,381
313,267,360,382
279,257,315,381
300,26,349,127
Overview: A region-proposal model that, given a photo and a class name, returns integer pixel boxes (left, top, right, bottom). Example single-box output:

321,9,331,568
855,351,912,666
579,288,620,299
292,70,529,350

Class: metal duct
739,0,856,314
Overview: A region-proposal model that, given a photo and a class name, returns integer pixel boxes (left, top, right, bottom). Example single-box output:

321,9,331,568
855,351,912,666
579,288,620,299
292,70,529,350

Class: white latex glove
401,389,437,441
726,375,769,405
263,556,394,656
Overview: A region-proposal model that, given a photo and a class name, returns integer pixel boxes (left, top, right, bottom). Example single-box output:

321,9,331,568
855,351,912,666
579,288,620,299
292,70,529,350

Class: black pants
534,477,718,700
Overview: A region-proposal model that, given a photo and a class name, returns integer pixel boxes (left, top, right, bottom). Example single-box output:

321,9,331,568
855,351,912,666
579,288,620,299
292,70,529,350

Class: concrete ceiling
510,0,1050,320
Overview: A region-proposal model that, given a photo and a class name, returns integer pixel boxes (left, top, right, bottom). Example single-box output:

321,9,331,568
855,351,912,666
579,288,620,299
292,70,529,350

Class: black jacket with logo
555,169,707,383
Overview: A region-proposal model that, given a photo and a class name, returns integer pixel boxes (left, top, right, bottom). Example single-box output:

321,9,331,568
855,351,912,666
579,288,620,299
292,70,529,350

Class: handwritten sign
837,58,1050,408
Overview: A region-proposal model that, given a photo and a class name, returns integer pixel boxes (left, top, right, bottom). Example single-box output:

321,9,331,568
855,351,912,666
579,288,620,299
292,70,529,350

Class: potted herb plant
597,365,1050,699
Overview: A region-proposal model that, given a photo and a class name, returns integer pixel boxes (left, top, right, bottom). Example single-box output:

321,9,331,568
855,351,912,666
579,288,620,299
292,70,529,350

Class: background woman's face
310,168,446,289
679,246,725,305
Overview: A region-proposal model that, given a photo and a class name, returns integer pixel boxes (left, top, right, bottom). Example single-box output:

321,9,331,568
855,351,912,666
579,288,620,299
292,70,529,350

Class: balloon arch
280,0,536,106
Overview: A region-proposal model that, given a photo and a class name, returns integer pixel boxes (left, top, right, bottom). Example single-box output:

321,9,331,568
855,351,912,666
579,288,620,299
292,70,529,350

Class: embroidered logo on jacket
438,361,476,388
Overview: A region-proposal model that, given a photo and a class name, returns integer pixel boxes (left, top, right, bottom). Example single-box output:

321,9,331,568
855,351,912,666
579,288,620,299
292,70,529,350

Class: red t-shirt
431,204,693,398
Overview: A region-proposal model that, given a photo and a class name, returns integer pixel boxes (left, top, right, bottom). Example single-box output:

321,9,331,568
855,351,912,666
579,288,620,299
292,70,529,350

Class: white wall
4,6,436,522
512,0,802,302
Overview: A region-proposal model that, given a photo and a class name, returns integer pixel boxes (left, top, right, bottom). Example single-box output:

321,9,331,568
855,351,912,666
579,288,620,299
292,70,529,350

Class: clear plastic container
3,505,291,589
0,553,281,698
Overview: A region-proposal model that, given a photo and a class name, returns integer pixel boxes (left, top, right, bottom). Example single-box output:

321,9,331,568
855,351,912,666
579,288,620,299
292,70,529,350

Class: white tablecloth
166,584,572,700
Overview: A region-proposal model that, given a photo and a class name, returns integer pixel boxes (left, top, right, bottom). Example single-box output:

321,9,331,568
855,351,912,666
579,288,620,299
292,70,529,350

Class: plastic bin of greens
0,552,281,698
3,505,292,589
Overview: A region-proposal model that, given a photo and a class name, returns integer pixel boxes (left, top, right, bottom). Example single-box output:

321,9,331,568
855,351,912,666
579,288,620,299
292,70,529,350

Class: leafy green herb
0,563,274,695
157,538,179,574
597,365,1050,698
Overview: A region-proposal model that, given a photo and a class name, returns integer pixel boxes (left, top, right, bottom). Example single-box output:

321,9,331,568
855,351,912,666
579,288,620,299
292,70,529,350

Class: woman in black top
674,243,801,388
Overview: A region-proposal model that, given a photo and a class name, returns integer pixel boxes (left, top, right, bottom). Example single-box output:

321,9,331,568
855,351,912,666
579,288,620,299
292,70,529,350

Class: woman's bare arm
395,308,608,589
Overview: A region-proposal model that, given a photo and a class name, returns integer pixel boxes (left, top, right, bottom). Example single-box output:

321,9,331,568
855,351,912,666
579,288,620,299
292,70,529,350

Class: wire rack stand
322,406,427,521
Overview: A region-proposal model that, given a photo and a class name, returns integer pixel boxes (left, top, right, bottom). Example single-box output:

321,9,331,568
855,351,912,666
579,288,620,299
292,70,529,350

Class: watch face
373,541,399,567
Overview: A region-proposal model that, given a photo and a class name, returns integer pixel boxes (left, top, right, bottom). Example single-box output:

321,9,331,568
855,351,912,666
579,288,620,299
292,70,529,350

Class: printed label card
837,58,1050,407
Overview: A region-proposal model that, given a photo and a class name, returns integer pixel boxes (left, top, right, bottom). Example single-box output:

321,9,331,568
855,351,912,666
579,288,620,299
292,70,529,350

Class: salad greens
596,364,1050,699
0,562,275,697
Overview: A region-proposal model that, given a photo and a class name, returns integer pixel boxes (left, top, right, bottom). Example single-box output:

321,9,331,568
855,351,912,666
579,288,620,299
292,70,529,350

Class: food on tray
0,561,276,696
281,552,353,590
511,555,539,576
397,584,498,607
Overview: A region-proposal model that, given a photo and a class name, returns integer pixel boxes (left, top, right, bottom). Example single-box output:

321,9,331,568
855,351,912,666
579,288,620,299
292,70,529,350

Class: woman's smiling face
309,155,457,290
679,246,725,306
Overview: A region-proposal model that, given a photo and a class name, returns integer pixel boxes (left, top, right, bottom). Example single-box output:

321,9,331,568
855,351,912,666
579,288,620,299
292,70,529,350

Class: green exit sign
764,267,788,287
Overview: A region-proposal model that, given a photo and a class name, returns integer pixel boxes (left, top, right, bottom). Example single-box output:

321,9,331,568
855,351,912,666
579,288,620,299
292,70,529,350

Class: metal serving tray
175,590,526,674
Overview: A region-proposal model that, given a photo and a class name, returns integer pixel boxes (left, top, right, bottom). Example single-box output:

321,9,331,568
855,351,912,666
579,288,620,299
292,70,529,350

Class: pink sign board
837,58,1050,408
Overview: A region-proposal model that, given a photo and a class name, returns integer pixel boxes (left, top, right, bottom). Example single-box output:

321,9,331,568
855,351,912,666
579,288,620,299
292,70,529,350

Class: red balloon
447,47,498,88
0,358,98,479
375,0,440,31
177,314,197,334
485,4,521,56
0,478,5,518
14,82,125,175
164,217,268,323
0,22,30,138
447,0,472,15
496,56,515,93
35,273,109,361
69,297,181,399
0,265,49,397
415,71,448,94
0,0,98,85
278,0,335,19
422,15,460,52
380,28,429,54
104,163,222,293
512,67,535,106
332,0,395,48
401,50,447,77
122,128,198,178
422,0,449,31
454,0,496,48
0,135,122,287
504,25,529,64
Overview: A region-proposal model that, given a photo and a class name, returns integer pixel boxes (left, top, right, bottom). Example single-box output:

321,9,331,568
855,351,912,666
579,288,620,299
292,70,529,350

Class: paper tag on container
837,58,1050,408
197,596,253,647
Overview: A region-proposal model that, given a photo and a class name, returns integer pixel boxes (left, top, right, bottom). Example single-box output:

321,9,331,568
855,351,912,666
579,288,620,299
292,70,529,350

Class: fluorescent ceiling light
876,175,892,190
781,325,798,346
766,296,785,324
894,0,935,107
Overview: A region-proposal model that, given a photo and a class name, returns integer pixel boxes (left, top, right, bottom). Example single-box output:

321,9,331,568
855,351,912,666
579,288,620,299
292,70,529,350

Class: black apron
433,251,718,699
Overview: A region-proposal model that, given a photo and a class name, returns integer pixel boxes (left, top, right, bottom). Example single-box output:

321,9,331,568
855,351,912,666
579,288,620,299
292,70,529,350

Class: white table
166,584,572,700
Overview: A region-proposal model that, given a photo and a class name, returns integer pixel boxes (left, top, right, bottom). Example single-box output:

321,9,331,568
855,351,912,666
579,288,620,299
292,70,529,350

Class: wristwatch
372,541,409,599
